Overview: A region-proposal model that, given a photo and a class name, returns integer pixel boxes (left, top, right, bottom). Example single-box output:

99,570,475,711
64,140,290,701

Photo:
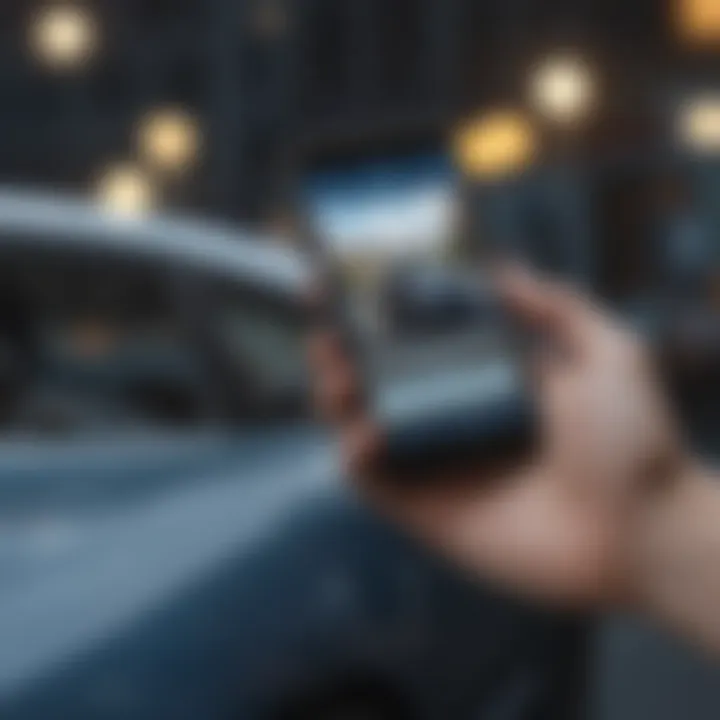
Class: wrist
623,460,715,613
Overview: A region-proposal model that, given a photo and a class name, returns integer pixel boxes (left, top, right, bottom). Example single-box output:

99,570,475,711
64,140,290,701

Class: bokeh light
453,110,538,180
678,94,720,154
28,5,99,72
676,0,720,45
529,54,597,125
252,0,288,39
136,108,202,175
96,164,157,217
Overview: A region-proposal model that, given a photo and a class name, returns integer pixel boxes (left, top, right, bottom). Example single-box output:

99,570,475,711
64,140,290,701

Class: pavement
594,618,720,720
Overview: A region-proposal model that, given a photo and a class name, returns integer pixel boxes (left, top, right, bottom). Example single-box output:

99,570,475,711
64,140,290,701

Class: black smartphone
298,147,537,477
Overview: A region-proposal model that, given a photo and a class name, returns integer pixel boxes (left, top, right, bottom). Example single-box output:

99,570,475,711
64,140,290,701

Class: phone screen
300,149,534,469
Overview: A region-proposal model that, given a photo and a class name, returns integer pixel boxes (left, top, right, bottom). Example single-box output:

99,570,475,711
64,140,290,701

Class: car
0,190,590,719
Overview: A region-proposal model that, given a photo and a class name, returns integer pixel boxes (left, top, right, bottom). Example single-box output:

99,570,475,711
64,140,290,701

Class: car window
0,245,210,435
209,281,308,399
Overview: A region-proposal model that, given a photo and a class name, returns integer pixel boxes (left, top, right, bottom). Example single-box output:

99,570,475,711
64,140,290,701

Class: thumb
497,265,596,355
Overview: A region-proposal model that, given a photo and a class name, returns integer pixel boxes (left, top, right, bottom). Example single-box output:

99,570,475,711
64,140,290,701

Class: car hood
0,429,338,702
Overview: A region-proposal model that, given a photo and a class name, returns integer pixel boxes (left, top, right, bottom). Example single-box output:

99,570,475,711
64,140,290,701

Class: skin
308,267,720,652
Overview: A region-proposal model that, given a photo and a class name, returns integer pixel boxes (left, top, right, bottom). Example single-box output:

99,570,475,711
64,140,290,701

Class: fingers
316,363,360,423
497,265,606,357
304,284,385,482
307,331,363,424
341,419,383,477
306,327,346,375
497,265,582,329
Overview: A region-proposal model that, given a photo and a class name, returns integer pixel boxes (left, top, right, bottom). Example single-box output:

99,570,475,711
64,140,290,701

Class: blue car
0,191,589,719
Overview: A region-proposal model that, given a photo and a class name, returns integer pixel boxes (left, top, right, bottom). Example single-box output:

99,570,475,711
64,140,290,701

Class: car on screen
0,191,589,720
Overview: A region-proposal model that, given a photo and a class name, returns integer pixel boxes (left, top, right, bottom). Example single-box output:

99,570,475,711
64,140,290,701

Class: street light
453,110,538,180
252,0,288,39
676,0,720,45
529,54,597,126
678,93,720,154
28,5,99,72
96,164,157,218
136,108,202,175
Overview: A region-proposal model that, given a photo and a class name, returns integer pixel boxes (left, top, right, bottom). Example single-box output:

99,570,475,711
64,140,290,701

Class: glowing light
28,5,99,71
677,0,720,44
96,164,157,218
136,108,202,174
530,54,597,125
678,94,720,154
453,110,538,180
252,0,287,39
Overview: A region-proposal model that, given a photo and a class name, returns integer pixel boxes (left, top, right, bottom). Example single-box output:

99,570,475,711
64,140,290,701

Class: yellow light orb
453,110,538,180
29,5,99,71
253,0,288,39
96,164,157,218
677,0,720,45
530,54,596,125
136,108,202,174
678,94,720,154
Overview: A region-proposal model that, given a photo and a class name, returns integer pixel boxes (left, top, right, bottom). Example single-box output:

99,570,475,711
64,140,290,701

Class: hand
308,268,691,609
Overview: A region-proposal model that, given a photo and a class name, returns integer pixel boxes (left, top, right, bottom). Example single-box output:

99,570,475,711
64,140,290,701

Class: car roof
0,188,309,295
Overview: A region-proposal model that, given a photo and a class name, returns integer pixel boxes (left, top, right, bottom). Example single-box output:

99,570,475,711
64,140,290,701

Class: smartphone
298,147,537,477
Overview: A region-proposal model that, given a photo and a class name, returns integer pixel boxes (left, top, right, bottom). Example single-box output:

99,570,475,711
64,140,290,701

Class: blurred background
0,0,718,718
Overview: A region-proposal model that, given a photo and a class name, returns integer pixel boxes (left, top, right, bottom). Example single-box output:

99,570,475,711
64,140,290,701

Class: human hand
308,267,691,608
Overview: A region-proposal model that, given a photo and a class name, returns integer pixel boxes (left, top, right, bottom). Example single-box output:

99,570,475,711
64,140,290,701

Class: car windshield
212,285,308,394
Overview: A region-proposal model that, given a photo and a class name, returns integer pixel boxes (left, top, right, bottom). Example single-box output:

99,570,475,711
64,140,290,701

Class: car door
0,235,336,717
